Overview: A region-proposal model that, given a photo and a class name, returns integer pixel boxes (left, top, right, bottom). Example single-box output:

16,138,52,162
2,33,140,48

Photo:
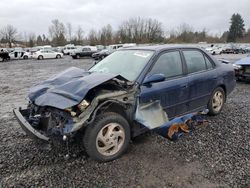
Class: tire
208,87,225,116
76,54,80,59
212,52,215,55
56,54,61,59
83,112,130,162
23,55,28,59
236,77,242,82
38,55,43,60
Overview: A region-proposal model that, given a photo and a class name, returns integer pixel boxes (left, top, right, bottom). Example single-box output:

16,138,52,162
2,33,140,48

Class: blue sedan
14,45,236,162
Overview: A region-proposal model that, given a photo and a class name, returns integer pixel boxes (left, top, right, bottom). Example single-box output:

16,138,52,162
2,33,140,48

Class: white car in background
9,50,32,59
33,50,63,60
62,45,79,55
205,46,222,55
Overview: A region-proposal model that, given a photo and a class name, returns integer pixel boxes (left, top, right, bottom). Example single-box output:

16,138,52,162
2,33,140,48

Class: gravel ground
0,55,249,188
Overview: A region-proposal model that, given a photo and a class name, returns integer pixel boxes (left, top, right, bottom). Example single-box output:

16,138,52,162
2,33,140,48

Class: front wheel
208,87,225,116
83,112,130,162
56,54,61,59
38,55,43,60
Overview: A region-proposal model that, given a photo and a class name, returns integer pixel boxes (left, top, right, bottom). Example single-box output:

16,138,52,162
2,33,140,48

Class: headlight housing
78,100,90,111
232,64,242,70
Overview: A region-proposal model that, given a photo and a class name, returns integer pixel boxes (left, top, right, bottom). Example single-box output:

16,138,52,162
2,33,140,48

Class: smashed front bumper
13,108,49,141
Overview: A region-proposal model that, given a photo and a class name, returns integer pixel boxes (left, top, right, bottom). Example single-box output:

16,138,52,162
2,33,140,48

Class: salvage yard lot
0,55,249,187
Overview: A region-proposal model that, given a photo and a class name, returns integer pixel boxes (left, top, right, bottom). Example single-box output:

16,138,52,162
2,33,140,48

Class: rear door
182,49,217,112
139,50,189,118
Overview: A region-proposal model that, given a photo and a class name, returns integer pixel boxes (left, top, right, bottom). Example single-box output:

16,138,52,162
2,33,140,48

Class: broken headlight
77,100,90,111
232,64,242,70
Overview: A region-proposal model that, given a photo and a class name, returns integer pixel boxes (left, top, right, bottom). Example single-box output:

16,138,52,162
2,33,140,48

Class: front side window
149,51,183,78
183,50,207,74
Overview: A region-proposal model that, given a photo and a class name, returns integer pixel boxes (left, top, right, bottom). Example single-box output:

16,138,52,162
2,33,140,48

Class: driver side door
139,50,189,119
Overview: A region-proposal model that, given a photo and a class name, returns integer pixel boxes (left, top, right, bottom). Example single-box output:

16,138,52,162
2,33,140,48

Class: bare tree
66,22,73,42
75,26,84,45
88,29,99,45
48,19,66,46
21,31,29,46
28,33,36,47
36,35,43,46
0,25,18,48
117,17,164,43
100,24,113,45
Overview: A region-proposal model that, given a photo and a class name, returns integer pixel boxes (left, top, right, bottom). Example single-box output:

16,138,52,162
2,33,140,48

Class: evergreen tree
227,13,245,42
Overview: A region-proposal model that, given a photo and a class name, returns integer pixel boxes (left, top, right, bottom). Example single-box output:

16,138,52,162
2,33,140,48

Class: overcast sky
0,0,249,37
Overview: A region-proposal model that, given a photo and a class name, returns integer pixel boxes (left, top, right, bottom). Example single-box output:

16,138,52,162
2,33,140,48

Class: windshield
90,50,154,81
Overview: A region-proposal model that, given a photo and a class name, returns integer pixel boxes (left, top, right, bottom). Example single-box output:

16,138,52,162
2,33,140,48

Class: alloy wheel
96,123,125,156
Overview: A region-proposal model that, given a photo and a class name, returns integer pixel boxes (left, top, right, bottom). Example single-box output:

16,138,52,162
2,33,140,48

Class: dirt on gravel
0,55,249,188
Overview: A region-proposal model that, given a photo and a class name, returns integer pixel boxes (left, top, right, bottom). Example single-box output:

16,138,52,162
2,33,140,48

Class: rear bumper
13,108,49,141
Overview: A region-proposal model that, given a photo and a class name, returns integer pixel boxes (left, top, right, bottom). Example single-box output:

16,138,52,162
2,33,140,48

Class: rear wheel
83,112,130,162
208,87,225,115
56,54,61,59
76,54,80,59
23,55,28,59
38,55,43,60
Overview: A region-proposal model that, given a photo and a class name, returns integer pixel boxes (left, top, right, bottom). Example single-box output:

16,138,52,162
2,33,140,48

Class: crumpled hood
28,67,118,109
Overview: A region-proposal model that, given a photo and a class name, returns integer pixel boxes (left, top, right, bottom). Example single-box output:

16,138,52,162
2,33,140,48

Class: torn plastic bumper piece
154,113,194,140
153,111,208,140
13,108,49,141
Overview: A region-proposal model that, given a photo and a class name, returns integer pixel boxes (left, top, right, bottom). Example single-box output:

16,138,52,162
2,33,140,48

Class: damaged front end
13,104,75,142
14,67,137,142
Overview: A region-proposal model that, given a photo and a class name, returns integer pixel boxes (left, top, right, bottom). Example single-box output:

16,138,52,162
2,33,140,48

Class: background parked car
233,56,250,81
244,46,250,53
62,45,77,55
92,49,110,60
92,44,123,60
71,46,98,59
9,49,32,60
205,46,222,55
33,50,63,60
0,49,10,61
221,44,246,54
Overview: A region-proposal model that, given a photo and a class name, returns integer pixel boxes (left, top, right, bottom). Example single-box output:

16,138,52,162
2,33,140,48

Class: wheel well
218,84,227,96
97,102,128,119
216,85,227,102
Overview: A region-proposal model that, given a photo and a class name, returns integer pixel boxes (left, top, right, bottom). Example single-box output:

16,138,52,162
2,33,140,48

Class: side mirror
218,59,230,64
143,73,165,85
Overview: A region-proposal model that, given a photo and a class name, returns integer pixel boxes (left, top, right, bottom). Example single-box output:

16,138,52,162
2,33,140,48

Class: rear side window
150,51,183,78
204,56,214,69
183,50,207,74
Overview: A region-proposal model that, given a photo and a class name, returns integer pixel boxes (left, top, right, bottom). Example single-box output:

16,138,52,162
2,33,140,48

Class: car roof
121,44,203,52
